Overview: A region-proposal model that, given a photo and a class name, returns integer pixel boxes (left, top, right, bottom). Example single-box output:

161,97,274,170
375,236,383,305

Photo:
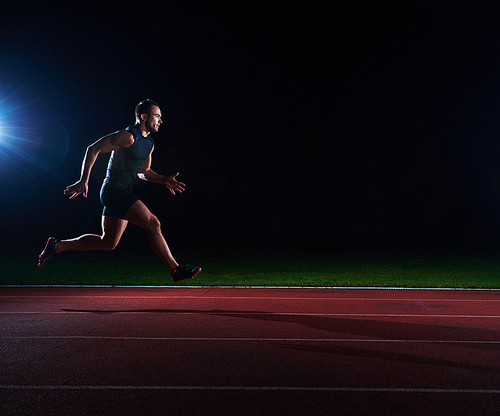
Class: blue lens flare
0,104,69,170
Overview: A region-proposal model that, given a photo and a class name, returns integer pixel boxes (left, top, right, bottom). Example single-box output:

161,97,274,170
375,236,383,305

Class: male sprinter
38,99,201,283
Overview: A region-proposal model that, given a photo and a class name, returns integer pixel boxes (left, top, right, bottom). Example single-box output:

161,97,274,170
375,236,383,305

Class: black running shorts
100,184,138,219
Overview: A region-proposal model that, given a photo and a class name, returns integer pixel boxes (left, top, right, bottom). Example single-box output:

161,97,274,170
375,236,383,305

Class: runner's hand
64,180,88,199
164,172,185,195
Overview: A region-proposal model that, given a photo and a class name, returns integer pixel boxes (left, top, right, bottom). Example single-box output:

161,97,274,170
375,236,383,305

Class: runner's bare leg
124,200,179,272
55,216,128,253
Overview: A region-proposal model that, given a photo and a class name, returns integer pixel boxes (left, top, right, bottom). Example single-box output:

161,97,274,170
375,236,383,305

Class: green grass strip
3,251,500,288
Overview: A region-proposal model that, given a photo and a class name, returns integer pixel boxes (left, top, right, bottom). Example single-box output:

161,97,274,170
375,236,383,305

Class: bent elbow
87,142,105,157
87,143,97,154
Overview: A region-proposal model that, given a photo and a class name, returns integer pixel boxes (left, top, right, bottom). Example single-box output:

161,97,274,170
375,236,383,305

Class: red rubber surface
1,287,499,415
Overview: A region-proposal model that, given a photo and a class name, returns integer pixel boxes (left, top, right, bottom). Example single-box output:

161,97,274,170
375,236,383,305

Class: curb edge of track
1,285,500,290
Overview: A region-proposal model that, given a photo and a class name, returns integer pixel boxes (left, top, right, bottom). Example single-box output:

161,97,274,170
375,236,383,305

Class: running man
38,99,201,283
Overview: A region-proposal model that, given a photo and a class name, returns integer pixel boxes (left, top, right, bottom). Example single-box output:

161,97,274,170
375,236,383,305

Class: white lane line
0,311,498,318
2,286,500,291
0,385,499,393
1,336,499,344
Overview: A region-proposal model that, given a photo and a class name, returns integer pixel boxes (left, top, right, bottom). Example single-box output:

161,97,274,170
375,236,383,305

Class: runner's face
144,106,162,133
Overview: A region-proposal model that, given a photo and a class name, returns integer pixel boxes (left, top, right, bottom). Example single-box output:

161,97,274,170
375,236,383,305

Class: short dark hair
135,99,159,124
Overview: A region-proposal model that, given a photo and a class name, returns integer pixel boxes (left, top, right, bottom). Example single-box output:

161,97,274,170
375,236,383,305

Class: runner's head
135,99,162,133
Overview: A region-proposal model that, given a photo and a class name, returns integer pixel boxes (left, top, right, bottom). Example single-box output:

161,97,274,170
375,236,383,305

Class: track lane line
1,385,499,393
0,311,498,318
1,336,499,343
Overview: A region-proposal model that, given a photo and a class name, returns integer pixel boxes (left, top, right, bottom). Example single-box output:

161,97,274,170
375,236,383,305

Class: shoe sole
172,267,202,283
38,238,56,268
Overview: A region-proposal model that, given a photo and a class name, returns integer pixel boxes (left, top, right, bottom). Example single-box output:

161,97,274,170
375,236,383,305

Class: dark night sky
2,1,500,254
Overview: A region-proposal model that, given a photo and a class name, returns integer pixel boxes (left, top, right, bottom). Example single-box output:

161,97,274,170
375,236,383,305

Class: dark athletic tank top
103,125,154,189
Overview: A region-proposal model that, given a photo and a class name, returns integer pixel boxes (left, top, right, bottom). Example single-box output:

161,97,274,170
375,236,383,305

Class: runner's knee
146,215,161,233
101,237,119,251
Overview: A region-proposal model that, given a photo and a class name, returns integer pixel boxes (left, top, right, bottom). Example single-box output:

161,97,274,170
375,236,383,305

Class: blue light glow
0,98,69,170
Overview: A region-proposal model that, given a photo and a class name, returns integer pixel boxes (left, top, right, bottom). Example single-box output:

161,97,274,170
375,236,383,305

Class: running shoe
171,265,201,283
38,237,60,268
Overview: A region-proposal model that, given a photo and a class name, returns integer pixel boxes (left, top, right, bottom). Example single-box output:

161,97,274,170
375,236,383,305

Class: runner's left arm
137,149,186,195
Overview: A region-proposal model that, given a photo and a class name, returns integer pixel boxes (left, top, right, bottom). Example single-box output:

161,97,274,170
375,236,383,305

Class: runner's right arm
64,131,134,199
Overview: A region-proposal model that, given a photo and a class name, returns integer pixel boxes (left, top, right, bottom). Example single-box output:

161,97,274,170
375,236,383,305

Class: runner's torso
103,125,154,189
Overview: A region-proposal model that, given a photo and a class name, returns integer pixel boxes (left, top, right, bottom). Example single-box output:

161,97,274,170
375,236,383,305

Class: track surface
1,287,499,415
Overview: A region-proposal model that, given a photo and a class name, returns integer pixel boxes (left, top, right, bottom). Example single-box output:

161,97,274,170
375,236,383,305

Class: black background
2,1,500,256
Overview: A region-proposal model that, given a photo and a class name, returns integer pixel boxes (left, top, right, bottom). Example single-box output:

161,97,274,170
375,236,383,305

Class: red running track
1,287,499,415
